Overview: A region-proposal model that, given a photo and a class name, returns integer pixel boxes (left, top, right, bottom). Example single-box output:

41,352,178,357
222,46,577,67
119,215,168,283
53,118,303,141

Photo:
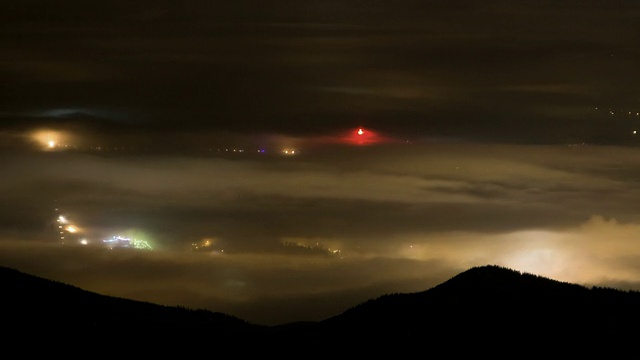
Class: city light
31,130,66,151
54,208,152,250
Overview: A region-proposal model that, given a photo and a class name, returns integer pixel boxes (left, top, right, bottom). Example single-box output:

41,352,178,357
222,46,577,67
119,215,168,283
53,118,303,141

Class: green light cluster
131,238,153,250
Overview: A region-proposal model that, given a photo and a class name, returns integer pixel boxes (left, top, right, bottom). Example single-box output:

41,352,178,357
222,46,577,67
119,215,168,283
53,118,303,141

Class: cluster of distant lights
56,214,78,244
33,128,304,155
596,107,640,117
209,148,299,155
594,107,640,135
56,212,152,250
103,235,153,250
32,127,387,156
190,239,225,254
282,241,342,256
41,138,302,156
189,238,342,257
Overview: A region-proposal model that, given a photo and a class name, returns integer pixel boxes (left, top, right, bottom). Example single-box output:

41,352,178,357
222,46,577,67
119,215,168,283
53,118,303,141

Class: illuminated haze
2,1,640,325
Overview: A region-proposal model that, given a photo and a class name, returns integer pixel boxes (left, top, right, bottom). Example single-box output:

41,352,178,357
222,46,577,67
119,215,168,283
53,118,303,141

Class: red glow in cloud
348,127,377,145
339,127,399,146
305,127,399,147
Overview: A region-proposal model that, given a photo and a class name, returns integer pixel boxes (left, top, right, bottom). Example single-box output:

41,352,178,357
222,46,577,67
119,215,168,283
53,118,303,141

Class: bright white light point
634,130,637,135
358,128,364,135
80,239,88,245
58,216,67,224
66,226,77,233
48,140,56,148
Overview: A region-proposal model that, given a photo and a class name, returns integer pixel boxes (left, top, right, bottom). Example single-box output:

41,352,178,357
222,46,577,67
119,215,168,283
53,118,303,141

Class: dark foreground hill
3,264,640,353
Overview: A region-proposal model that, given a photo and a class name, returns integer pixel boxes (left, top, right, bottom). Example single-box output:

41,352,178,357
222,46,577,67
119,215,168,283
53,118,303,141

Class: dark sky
3,1,640,326
3,0,640,144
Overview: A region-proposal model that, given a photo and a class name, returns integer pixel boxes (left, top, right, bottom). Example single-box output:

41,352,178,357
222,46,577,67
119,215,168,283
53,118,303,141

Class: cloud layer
3,141,640,325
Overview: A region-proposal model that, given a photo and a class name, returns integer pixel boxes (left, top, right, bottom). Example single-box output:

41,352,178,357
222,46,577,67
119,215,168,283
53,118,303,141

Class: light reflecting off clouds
2,141,640,325
3,0,640,326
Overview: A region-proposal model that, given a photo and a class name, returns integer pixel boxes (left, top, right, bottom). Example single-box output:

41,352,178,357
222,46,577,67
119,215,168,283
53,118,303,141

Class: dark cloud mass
3,0,640,143
3,1,640,325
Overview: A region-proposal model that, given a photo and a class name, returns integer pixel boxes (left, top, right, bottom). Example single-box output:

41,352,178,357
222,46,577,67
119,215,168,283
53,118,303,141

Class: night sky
3,1,640,326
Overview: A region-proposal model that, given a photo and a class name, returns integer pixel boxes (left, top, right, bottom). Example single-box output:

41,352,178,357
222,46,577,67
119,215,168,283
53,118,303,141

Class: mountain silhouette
3,264,639,354
1,265,268,334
